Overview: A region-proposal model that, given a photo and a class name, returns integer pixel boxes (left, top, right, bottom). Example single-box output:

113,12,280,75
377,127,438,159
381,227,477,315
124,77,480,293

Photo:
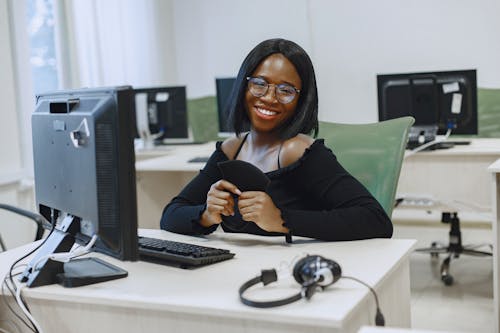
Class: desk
394,138,500,225
488,158,500,333
0,230,415,333
135,142,215,228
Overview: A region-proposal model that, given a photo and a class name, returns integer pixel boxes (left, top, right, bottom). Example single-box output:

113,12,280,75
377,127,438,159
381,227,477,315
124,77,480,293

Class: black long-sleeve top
160,139,393,241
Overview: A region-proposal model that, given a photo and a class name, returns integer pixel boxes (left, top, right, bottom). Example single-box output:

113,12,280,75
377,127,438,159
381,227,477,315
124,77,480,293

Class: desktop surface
1,230,415,333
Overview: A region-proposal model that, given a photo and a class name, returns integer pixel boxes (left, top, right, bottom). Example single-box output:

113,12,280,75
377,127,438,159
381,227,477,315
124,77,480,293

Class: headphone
239,254,385,326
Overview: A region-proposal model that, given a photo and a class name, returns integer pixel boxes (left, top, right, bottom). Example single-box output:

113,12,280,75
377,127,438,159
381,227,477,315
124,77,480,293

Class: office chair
412,88,499,286
477,87,500,138
414,211,492,286
0,203,46,251
318,116,414,217
186,96,220,143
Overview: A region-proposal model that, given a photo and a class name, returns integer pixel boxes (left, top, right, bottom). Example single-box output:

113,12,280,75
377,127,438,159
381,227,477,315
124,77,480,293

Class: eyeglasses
246,76,300,104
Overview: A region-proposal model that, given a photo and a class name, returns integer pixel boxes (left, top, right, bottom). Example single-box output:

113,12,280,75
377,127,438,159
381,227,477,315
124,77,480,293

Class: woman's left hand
238,191,288,233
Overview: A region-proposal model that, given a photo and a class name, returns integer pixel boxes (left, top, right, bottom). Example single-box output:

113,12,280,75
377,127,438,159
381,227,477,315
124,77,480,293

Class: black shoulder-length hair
226,38,319,140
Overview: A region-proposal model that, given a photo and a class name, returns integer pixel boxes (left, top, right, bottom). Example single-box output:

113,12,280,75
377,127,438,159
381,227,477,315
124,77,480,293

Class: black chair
415,211,492,286
0,203,47,251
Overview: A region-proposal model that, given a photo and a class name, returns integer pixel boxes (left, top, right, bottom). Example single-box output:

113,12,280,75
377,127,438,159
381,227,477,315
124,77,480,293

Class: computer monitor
20,86,138,287
133,86,192,145
377,69,477,146
215,77,236,137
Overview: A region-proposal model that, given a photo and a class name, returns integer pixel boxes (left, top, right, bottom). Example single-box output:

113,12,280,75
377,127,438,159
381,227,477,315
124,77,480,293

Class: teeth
257,107,277,116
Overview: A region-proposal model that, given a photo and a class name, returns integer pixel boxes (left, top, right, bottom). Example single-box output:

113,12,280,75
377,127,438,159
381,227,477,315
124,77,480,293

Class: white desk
395,138,500,225
358,326,456,333
488,158,500,333
0,230,415,333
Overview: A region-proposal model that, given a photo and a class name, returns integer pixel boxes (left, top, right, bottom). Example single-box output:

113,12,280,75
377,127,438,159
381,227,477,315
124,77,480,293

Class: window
27,0,59,95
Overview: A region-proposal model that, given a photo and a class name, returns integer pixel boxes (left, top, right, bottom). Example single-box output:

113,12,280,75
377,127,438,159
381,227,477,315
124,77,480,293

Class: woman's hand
200,180,241,227
238,191,288,233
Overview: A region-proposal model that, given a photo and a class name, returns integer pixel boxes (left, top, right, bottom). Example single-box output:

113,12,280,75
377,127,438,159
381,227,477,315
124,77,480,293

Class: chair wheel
442,275,454,286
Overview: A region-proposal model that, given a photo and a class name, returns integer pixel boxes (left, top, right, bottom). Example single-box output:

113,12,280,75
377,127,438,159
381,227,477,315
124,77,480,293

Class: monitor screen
215,77,236,136
377,69,478,136
22,86,138,287
133,86,192,144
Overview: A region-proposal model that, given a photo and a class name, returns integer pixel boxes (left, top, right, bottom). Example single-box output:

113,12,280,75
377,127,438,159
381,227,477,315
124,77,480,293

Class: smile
255,107,278,116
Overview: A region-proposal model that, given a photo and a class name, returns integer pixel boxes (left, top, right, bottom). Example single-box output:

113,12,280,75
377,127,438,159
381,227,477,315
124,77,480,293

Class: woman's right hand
200,180,241,227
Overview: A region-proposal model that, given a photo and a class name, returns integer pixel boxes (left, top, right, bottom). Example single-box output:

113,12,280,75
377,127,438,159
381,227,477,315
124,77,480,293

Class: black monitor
20,86,138,287
133,86,192,145
377,69,477,146
215,77,236,136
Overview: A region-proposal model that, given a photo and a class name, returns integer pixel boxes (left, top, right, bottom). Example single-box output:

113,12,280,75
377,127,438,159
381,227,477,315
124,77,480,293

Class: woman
160,38,392,242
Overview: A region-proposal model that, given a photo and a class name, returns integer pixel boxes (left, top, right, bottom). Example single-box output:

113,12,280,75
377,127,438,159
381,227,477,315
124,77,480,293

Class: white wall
172,0,312,98
172,0,500,123
310,0,500,123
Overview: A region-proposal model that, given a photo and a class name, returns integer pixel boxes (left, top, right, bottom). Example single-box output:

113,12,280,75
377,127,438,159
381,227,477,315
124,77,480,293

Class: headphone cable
341,275,385,326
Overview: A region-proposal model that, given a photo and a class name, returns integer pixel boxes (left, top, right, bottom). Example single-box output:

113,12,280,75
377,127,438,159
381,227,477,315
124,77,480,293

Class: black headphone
239,254,385,326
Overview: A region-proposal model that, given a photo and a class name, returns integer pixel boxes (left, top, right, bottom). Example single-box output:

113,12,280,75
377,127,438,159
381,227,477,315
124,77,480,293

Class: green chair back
186,96,220,143
318,116,414,217
478,88,500,138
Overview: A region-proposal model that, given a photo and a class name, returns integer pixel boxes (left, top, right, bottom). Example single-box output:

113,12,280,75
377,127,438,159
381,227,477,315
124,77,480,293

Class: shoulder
279,134,315,167
221,133,247,160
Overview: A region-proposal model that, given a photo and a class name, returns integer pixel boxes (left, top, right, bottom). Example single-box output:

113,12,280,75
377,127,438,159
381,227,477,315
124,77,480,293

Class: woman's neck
237,130,283,172
248,130,282,149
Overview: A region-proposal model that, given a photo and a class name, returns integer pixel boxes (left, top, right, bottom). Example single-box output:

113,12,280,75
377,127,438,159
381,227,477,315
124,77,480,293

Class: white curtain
60,0,177,89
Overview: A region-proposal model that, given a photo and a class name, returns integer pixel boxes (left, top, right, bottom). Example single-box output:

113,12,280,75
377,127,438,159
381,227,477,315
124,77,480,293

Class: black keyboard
138,236,235,268
188,156,210,163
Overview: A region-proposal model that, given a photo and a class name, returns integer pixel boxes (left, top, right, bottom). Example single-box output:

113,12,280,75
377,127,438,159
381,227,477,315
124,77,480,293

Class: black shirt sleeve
160,142,227,235
278,141,393,241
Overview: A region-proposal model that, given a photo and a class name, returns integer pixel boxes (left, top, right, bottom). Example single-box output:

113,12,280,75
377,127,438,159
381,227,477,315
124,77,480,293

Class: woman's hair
226,38,319,139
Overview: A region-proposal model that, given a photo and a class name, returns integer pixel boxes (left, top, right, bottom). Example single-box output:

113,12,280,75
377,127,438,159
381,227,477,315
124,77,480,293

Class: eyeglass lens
247,77,298,104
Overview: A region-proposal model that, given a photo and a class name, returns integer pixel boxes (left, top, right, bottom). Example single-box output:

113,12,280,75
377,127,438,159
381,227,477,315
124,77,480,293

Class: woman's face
245,53,302,134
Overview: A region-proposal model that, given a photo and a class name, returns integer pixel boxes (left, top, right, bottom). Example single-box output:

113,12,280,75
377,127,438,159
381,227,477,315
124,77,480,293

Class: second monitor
134,86,193,145
215,77,236,137
377,69,477,148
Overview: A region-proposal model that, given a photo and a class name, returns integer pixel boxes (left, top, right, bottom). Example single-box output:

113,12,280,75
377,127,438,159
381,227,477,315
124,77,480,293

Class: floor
393,224,494,333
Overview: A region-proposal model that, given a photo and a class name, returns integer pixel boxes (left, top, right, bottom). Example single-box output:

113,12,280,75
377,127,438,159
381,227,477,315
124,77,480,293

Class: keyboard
138,236,235,268
188,156,210,163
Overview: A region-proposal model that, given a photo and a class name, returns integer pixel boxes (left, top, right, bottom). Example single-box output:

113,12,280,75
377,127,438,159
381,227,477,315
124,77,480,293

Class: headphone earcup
292,256,316,284
293,255,342,287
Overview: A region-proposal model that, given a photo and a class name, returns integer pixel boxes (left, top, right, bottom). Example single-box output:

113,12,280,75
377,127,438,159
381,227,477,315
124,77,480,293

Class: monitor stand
19,215,80,287
19,214,127,288
56,257,128,287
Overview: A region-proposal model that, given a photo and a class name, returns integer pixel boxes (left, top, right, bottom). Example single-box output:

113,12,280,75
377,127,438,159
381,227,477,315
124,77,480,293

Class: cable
3,209,58,333
31,234,98,272
341,276,385,326
15,285,43,333
8,209,58,292
2,267,35,333
405,128,452,158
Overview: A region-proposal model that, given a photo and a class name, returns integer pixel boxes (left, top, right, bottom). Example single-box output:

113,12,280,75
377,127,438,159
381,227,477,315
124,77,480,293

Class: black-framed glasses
246,77,300,104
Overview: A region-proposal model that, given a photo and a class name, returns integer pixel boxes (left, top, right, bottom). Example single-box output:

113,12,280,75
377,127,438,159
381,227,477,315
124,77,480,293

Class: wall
172,0,312,99
172,0,500,123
